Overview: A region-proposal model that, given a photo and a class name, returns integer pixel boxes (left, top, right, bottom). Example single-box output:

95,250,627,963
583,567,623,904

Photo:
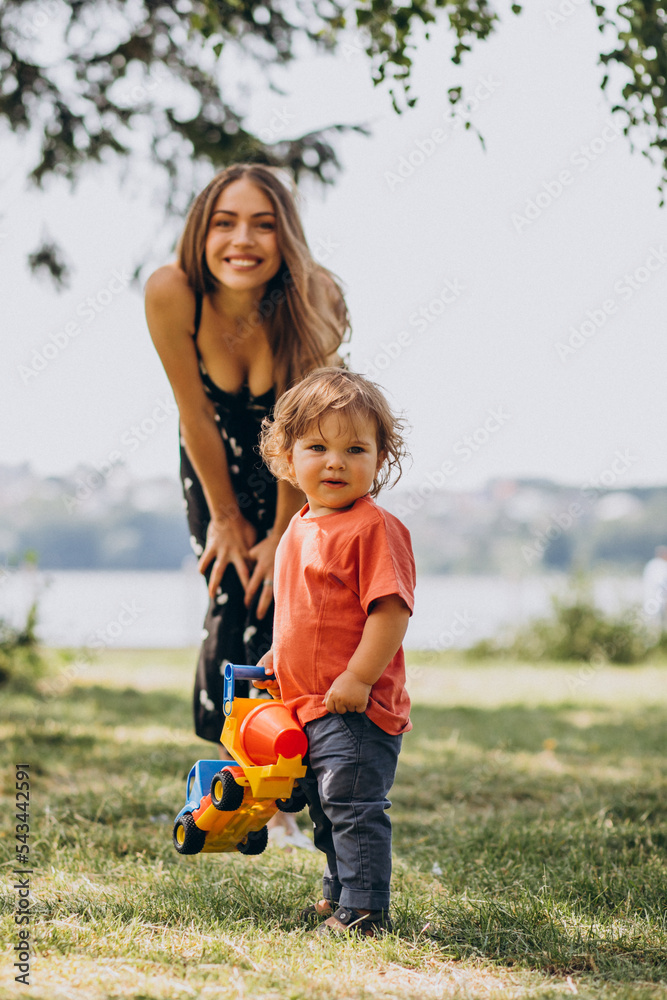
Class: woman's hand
198,515,257,600
246,532,280,620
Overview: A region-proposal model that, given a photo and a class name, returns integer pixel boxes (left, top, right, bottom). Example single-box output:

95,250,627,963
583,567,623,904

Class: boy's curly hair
260,367,409,497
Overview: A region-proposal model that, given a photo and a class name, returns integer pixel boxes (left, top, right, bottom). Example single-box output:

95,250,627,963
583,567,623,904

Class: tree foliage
596,1,667,186
1,0,666,284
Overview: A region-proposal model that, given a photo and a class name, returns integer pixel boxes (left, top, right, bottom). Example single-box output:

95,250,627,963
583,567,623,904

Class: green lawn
0,650,665,1000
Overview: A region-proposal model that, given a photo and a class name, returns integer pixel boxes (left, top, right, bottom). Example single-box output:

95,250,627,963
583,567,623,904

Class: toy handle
231,664,276,681
222,662,276,717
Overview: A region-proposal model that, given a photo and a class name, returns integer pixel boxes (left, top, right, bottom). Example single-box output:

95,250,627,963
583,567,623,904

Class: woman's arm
323,594,411,714
144,265,255,597
246,478,304,619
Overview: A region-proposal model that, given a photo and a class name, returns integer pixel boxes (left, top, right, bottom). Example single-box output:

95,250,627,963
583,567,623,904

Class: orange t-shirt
272,494,416,735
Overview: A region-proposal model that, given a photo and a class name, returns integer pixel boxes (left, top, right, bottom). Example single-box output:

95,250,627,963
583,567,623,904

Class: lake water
0,567,644,651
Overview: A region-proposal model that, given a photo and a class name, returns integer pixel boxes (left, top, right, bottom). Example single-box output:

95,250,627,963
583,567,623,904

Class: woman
145,164,348,747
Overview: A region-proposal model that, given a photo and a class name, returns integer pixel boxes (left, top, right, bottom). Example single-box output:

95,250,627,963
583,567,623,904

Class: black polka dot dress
181,301,278,744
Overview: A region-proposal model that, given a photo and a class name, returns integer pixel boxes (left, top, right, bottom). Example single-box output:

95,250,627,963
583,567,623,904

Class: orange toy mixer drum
239,701,308,765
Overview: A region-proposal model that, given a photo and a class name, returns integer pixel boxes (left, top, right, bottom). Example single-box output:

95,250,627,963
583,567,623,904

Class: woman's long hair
178,164,349,395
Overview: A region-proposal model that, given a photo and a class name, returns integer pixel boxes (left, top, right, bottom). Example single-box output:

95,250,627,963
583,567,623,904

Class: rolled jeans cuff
339,886,391,911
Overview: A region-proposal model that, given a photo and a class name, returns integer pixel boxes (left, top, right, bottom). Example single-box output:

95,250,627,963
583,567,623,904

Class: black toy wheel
173,813,206,855
275,783,307,813
210,768,245,812
236,825,269,856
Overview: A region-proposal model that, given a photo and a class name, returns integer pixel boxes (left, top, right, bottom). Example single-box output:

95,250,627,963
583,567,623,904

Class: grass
0,649,666,999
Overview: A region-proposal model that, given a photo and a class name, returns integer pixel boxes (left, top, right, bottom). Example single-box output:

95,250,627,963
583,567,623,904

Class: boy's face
287,412,384,517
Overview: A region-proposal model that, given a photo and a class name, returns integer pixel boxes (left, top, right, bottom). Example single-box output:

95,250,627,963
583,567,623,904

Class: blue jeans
300,712,402,912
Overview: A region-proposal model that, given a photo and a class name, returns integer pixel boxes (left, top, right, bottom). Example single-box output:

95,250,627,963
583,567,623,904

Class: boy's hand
252,648,281,699
323,670,371,714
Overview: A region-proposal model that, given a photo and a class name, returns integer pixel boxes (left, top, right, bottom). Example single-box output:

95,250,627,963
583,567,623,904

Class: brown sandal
315,906,392,937
299,898,336,923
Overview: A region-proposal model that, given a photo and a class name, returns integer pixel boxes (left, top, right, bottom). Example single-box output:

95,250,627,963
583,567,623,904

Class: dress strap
193,291,203,339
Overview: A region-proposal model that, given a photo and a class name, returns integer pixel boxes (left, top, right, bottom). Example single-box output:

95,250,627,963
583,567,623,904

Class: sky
2,0,667,496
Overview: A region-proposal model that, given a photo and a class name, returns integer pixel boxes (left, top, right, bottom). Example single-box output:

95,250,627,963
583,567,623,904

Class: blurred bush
467,585,654,664
0,602,50,690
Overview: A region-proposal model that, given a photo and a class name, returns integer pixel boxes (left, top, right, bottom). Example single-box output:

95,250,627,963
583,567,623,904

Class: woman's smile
224,255,263,269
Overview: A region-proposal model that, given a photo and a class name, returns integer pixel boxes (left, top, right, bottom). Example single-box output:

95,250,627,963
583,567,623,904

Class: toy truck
172,663,308,857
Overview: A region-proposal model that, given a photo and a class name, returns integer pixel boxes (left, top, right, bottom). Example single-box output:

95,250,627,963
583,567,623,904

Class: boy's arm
323,594,411,714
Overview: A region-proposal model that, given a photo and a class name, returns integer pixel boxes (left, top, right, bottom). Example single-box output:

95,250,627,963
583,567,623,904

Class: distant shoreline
3,566,645,651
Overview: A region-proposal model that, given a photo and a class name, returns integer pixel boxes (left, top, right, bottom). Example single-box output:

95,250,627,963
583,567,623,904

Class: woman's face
205,177,282,293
